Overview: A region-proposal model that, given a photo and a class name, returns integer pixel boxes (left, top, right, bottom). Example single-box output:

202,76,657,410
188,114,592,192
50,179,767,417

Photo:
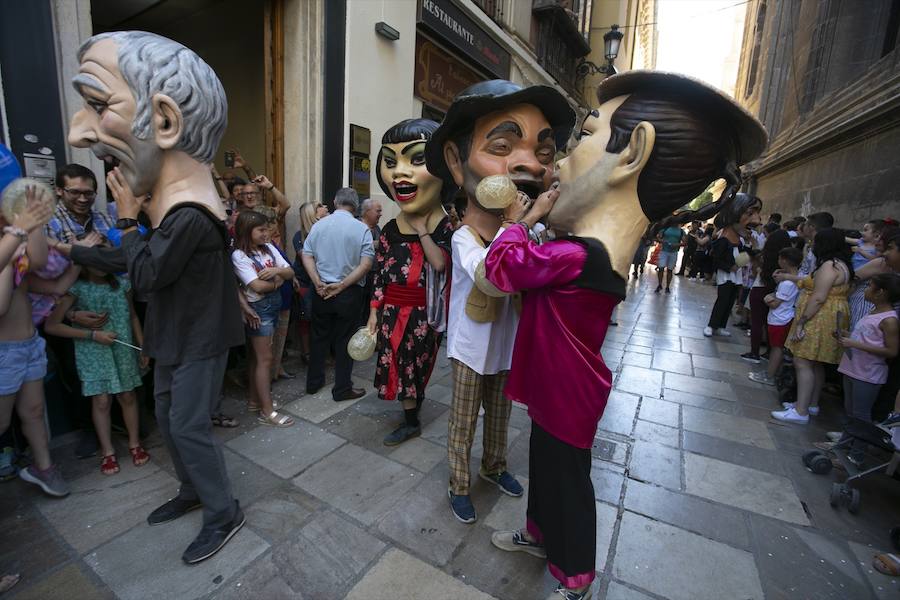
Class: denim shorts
248,293,281,337
0,331,47,395
658,250,678,270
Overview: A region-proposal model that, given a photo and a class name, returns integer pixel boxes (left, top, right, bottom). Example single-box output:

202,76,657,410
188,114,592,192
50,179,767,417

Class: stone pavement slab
682,430,785,476
292,444,422,525
629,440,681,490
633,419,680,448
662,388,734,414
616,366,663,398
637,397,680,428
623,479,752,550
749,515,873,599
35,462,178,554
0,503,71,587
605,581,656,600
684,452,809,525
241,484,321,543
10,564,113,600
483,478,529,532
227,419,345,479
665,371,734,400
590,463,625,506
681,405,775,450
345,548,497,600
595,501,618,571
84,511,268,600
281,379,368,423
387,435,447,473
651,349,693,375
598,390,639,436
613,511,764,600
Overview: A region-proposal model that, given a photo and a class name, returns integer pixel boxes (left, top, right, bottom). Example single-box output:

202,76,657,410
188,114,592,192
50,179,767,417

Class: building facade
734,0,900,225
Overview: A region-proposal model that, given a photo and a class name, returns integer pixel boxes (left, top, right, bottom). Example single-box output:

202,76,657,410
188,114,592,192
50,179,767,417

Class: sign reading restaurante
418,0,511,79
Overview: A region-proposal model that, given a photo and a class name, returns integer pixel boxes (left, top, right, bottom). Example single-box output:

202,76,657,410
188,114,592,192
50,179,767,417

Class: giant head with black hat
549,70,768,280
425,80,575,213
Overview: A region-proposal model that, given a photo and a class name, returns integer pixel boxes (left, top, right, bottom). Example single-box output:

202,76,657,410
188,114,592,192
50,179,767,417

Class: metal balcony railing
472,0,503,25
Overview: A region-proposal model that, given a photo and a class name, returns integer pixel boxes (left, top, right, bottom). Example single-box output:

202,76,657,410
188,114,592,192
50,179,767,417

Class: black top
121,204,244,366
562,235,627,300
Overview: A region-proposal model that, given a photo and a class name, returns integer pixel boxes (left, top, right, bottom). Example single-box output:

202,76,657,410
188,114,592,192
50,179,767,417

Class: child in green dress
45,264,149,475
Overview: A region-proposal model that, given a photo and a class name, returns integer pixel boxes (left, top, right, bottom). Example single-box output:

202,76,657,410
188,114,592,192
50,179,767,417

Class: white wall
344,0,420,225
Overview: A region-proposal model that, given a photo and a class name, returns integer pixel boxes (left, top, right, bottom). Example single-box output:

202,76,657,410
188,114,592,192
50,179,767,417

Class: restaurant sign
414,36,484,113
418,0,510,79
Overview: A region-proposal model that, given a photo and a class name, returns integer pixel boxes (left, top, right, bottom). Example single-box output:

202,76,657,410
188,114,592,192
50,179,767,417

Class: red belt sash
384,283,426,307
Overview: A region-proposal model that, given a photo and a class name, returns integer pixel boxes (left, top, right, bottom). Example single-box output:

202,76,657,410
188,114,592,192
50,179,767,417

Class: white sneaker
716,328,732,337
781,402,819,416
748,372,775,385
771,406,809,424
826,431,843,442
703,326,713,337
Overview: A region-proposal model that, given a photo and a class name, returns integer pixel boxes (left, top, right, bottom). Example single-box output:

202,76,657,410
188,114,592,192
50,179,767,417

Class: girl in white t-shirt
232,211,295,427
749,247,802,385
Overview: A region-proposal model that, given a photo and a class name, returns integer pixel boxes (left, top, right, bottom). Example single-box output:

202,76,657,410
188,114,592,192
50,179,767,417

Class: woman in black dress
367,119,454,446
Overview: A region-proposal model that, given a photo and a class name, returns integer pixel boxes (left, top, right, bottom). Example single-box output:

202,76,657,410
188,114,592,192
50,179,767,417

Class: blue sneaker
0,447,17,481
479,470,524,497
448,490,476,524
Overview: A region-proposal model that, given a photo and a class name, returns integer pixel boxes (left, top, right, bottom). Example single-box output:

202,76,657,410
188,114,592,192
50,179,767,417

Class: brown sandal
129,446,150,467
873,553,900,576
101,454,120,475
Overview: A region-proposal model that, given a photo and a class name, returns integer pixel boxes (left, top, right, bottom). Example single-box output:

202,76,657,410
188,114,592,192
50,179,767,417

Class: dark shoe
665,287,671,294
654,285,662,294
182,505,245,564
383,424,421,446
448,490,477,523
479,470,524,497
740,352,762,364
75,431,98,459
147,496,203,526
306,384,323,395
333,387,366,402
277,370,296,380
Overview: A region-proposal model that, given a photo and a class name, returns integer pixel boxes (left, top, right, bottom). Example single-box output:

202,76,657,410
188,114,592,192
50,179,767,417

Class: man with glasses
46,164,116,243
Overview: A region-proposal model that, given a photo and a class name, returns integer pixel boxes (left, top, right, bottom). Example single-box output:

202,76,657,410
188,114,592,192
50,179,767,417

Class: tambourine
347,326,377,361
475,175,518,211
1,177,54,225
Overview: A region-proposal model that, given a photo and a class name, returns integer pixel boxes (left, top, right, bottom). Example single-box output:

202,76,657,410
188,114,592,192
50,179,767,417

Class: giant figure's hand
106,167,147,220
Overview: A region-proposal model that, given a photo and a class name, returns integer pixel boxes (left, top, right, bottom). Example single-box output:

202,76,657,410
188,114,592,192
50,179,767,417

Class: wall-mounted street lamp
576,24,624,80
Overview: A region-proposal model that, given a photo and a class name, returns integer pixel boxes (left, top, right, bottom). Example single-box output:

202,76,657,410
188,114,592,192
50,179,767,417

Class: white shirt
446,225,519,375
768,280,799,326
232,243,290,302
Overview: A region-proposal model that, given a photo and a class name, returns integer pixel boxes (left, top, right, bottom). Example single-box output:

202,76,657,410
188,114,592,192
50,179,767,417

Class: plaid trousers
447,359,512,495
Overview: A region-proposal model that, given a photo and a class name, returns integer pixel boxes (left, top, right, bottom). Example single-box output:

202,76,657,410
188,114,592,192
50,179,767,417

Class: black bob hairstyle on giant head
375,119,456,204
594,71,767,231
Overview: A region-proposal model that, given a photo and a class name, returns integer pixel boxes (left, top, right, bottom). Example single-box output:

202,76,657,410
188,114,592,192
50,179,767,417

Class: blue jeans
248,293,281,337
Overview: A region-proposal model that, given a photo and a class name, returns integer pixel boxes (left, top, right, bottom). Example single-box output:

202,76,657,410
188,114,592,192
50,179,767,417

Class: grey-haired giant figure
68,31,246,564
482,71,767,599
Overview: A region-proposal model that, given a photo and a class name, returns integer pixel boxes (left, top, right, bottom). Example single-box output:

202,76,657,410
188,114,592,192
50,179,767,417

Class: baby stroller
774,350,796,404
802,418,900,514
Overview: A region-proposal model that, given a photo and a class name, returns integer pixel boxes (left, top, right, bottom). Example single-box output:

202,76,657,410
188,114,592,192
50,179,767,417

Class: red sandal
129,446,150,467
101,454,120,475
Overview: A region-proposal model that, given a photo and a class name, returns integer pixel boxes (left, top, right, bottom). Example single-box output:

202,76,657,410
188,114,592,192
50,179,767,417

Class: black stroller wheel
848,489,861,514
830,483,842,507
809,455,832,475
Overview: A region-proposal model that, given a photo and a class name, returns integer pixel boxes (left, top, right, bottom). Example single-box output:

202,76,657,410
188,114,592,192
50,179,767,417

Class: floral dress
785,264,850,364
371,217,452,402
70,277,142,396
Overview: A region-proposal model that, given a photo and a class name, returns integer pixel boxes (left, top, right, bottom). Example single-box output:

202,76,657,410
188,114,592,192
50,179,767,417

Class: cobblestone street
3,270,900,599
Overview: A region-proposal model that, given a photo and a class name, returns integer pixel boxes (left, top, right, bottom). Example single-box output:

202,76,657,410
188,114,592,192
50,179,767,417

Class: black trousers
308,285,363,398
526,422,596,588
708,281,740,329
